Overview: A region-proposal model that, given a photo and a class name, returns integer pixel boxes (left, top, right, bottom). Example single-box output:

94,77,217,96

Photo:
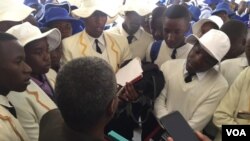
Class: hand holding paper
116,57,143,86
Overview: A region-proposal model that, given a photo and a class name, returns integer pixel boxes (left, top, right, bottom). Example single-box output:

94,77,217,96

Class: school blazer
0,105,31,141
62,30,132,72
7,69,58,141
108,26,154,60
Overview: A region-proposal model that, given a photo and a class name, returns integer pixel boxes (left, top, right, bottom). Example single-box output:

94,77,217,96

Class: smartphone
159,111,200,141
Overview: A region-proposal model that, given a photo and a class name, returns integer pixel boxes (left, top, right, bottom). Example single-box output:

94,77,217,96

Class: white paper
116,57,143,86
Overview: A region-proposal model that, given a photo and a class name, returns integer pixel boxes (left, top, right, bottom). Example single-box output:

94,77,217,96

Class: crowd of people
0,0,250,141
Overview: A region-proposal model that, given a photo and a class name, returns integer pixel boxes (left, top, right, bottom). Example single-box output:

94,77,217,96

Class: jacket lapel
79,31,92,57
104,32,120,72
26,81,51,111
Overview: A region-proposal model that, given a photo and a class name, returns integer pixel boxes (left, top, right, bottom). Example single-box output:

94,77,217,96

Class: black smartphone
159,111,200,141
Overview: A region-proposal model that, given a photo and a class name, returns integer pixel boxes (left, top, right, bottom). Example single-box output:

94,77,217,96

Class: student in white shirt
220,20,248,85
0,33,32,141
62,0,132,72
213,36,250,141
146,5,193,67
108,0,154,60
154,29,230,131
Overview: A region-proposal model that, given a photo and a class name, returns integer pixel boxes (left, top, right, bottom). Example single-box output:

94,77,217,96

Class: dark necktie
2,102,17,118
171,48,177,59
127,35,134,44
95,39,102,53
184,72,196,83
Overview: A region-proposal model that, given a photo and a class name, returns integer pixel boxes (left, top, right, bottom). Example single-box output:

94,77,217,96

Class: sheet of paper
116,57,143,86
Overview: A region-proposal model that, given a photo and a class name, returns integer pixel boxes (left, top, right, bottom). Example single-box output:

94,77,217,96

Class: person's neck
122,23,138,36
0,88,10,96
83,120,107,141
85,30,102,39
31,74,43,81
167,40,186,49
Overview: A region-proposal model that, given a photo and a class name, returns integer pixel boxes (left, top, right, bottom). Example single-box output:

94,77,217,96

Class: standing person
108,0,154,60
62,0,132,72
146,5,193,67
150,6,167,41
39,57,119,141
43,7,83,39
213,36,250,141
6,22,60,141
220,20,248,85
211,2,232,23
154,29,229,131
0,33,32,141
40,27,63,72
235,1,249,22
213,69,250,141
192,15,223,37
199,0,219,19
220,20,247,60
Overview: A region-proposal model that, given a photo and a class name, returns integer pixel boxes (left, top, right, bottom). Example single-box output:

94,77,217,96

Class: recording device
159,111,200,141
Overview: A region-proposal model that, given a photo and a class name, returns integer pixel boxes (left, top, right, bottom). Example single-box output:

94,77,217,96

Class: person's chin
41,67,50,74
186,61,195,72
14,83,30,92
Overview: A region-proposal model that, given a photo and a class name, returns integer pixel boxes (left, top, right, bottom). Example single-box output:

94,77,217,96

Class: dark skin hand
117,82,140,103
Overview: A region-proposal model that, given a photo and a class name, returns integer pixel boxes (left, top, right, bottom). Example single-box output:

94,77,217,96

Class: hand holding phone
160,111,200,141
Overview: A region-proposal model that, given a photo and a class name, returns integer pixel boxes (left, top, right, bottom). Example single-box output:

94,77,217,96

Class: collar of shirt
86,31,105,47
85,30,106,52
120,25,143,41
31,75,47,87
183,61,208,81
166,42,192,57
0,95,12,108
235,9,248,17
240,57,248,68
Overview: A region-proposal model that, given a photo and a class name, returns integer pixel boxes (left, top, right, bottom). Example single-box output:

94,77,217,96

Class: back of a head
163,4,191,22
220,20,247,39
55,57,117,132
152,6,167,21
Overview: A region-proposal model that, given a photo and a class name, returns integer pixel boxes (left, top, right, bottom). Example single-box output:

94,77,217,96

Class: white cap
72,0,120,18
6,22,61,51
121,0,156,16
192,15,223,37
0,0,35,22
186,29,230,62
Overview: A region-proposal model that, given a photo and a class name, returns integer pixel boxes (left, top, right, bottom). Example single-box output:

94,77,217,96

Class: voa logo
226,129,247,136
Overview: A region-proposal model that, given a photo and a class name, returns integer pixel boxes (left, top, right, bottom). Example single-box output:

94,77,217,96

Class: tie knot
171,48,177,59
127,35,134,44
184,72,196,83
95,39,98,43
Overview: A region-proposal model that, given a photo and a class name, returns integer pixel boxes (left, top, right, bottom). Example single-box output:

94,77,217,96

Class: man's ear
107,97,118,116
